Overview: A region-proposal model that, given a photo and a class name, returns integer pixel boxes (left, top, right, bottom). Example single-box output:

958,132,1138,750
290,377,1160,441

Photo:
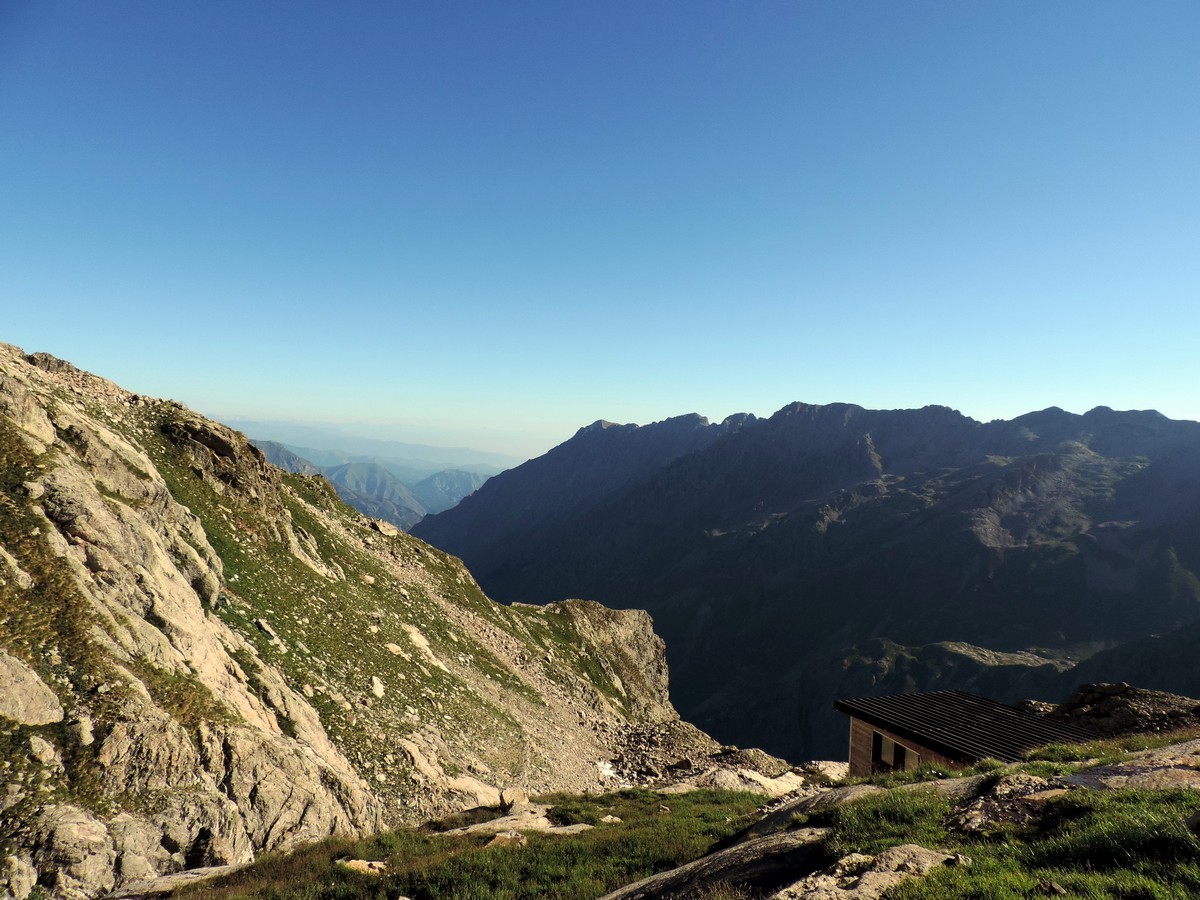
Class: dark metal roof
834,690,1097,764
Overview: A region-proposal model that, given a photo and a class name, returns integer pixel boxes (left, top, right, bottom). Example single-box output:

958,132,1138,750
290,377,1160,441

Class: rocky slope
414,402,1200,760
0,345,778,900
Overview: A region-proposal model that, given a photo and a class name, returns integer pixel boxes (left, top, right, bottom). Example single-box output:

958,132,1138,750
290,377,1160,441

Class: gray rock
32,805,117,899
0,372,56,448
0,545,32,590
104,865,241,898
601,829,828,899
0,649,64,725
499,787,530,813
28,735,63,770
67,715,95,747
1,855,37,900
370,519,399,537
197,724,383,852
771,844,957,899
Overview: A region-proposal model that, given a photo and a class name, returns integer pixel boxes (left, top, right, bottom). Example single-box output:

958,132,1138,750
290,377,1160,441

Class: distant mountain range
224,418,524,471
254,440,491,529
414,402,1200,759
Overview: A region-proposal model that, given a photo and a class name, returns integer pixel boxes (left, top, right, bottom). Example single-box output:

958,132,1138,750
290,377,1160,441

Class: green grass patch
128,660,237,727
824,788,953,857
182,789,765,900
1028,727,1200,765
888,789,1200,900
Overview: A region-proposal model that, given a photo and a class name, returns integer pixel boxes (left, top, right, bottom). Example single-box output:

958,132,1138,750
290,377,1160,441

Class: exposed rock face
0,344,745,899
1,346,387,897
1062,737,1200,791
30,806,116,900
0,650,64,725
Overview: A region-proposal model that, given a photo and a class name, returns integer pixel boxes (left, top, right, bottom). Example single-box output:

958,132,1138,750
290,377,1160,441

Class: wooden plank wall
846,716,961,778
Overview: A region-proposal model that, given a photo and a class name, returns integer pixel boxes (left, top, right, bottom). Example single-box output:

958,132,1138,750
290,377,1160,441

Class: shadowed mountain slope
414,402,1200,759
414,413,758,579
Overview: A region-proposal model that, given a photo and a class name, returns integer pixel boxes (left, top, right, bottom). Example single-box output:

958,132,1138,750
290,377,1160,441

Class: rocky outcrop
545,600,675,722
0,346,389,898
29,806,116,900
770,844,958,899
1048,683,1200,736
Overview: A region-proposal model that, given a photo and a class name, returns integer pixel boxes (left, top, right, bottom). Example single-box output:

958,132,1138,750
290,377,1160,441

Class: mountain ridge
413,400,1200,760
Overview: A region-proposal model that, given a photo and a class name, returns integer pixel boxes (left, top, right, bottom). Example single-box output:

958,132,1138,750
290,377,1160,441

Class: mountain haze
224,418,521,472
409,469,489,515
322,461,429,530
414,402,1200,759
255,442,491,530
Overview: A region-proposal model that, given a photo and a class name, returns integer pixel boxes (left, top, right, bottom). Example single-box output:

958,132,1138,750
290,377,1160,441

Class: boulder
486,830,528,848
0,545,32,590
499,787,530,814
338,858,388,876
67,715,95,747
31,805,117,899
370,519,399,537
600,829,828,899
28,735,63,770
0,650,64,725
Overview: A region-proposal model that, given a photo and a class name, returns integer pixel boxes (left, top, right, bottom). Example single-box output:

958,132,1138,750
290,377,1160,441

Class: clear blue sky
2,1,1197,458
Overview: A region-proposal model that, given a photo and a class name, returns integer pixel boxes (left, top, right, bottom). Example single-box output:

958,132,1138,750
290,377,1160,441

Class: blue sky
2,2,1197,458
